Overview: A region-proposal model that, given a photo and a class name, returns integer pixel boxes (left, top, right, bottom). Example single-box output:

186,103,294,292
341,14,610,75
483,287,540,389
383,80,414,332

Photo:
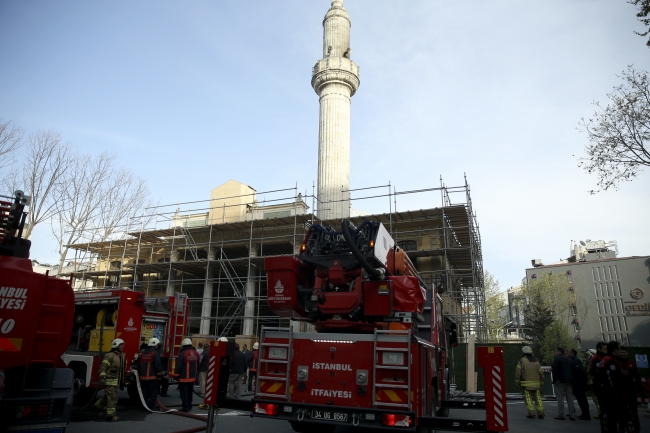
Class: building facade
524,246,650,348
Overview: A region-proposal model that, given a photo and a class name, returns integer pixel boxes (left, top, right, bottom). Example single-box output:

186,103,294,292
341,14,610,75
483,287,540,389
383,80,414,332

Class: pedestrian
197,342,211,410
94,338,126,421
600,341,629,432
515,346,545,419
175,338,200,412
138,337,164,410
248,342,259,392
197,342,204,357
569,348,590,420
242,344,252,386
589,342,608,421
228,343,247,399
551,347,576,420
620,345,642,433
195,343,204,386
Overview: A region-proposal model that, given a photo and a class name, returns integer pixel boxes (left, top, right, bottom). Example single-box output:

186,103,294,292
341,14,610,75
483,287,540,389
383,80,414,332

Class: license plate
311,410,348,422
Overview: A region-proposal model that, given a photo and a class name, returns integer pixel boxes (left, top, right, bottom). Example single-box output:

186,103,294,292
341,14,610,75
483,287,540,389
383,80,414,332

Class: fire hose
131,370,218,433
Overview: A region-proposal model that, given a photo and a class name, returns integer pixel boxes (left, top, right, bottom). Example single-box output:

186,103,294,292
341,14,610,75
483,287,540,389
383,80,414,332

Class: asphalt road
67,386,650,433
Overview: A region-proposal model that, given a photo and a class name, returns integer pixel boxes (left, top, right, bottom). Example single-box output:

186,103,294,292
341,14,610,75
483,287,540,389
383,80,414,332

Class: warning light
381,413,412,427
254,403,279,416
301,244,306,252
369,240,375,248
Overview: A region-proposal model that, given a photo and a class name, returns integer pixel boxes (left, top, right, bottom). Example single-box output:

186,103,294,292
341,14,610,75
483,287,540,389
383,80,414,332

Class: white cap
253,342,259,349
181,338,192,346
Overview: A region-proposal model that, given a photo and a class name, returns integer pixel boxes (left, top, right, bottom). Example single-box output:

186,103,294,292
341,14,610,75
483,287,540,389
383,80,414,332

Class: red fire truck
0,191,76,432
63,288,189,405
244,220,508,433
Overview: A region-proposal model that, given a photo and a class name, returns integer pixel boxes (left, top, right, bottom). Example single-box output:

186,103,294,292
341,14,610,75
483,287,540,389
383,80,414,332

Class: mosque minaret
312,0,360,220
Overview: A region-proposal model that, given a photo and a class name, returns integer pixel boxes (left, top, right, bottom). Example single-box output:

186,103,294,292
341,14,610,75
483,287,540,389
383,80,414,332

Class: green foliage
484,270,507,343
539,320,578,364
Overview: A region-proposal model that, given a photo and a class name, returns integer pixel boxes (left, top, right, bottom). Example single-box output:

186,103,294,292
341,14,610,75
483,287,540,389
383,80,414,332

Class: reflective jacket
99,349,126,387
175,346,200,382
601,355,626,398
249,349,259,373
589,352,606,388
139,347,164,380
515,355,544,390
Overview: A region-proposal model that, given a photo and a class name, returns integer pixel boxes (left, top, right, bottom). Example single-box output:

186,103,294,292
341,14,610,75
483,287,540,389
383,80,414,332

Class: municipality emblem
274,280,284,294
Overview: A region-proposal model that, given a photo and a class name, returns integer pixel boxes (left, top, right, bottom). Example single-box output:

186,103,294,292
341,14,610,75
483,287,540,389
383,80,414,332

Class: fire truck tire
127,378,146,408
290,422,335,433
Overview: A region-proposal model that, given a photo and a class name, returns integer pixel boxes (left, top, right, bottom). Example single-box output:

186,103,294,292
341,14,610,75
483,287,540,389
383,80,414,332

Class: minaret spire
312,0,360,220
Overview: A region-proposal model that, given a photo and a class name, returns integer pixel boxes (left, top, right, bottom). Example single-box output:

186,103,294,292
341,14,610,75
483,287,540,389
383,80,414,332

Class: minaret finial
332,0,343,8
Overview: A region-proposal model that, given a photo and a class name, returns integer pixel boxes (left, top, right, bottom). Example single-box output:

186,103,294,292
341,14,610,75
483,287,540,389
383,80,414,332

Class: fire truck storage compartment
71,301,118,352
362,280,393,316
266,256,307,318
389,275,426,314
0,255,75,369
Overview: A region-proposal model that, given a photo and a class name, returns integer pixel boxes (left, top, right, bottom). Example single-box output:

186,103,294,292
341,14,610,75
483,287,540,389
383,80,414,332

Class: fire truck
0,191,76,432
63,288,189,406
242,220,508,432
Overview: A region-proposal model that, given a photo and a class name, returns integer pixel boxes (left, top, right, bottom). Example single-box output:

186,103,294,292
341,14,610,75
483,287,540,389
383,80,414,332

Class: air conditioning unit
531,259,544,267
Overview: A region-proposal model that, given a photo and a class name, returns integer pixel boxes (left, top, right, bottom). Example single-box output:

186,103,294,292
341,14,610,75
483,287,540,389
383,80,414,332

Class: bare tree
577,66,650,192
0,119,24,171
13,129,73,239
52,152,115,273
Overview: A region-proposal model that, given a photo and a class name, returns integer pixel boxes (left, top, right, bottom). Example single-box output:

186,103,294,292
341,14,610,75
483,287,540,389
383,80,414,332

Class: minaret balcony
311,56,360,96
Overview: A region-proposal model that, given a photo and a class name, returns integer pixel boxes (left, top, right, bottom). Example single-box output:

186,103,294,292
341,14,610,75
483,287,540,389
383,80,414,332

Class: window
617,317,623,333
603,267,607,280
611,315,617,331
617,282,622,297
614,265,619,280
608,266,613,280
603,300,609,315
606,283,612,298
592,267,597,282
611,299,618,314
110,261,121,270
599,317,604,332
623,317,628,331
397,240,418,251
600,283,605,298
594,284,599,298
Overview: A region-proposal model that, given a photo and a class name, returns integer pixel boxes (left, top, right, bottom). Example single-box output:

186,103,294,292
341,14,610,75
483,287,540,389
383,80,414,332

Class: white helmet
218,337,228,342
253,342,259,350
148,337,160,347
111,338,125,349
181,338,192,346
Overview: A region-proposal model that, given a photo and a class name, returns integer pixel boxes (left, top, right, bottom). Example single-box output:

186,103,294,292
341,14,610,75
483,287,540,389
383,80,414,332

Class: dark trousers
160,377,169,396
248,370,256,391
179,382,194,412
573,384,590,418
141,379,160,410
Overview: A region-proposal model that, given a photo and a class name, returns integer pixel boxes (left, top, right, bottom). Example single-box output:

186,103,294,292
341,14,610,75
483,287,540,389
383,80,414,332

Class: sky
1,0,649,290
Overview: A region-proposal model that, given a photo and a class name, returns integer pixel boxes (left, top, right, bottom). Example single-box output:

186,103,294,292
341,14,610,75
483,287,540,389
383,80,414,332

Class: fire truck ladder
372,329,412,410
256,326,293,400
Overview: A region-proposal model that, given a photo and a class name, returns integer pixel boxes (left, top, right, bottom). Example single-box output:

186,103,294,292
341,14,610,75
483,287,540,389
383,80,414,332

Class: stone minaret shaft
312,0,360,220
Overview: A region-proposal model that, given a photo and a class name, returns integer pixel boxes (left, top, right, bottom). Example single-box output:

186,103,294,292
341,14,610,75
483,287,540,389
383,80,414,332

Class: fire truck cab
63,288,189,405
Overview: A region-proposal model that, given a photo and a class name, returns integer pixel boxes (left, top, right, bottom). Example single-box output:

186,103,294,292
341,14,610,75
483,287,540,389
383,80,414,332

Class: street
66,386,650,433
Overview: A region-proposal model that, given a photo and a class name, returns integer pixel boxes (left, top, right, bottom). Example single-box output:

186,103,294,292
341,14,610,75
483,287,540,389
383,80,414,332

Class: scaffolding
63,178,487,342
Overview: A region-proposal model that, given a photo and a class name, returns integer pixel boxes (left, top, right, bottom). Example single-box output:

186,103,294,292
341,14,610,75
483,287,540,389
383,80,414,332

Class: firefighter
515,346,545,419
95,338,126,421
139,337,164,410
175,338,200,412
600,341,629,433
620,346,643,433
589,342,607,420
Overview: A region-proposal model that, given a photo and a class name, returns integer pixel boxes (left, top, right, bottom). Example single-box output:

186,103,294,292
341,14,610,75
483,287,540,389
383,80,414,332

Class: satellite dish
580,241,586,246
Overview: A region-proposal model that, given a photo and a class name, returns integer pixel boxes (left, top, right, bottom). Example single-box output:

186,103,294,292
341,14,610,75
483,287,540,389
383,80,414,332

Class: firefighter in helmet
95,338,127,421
139,337,164,410
515,345,545,419
175,338,200,412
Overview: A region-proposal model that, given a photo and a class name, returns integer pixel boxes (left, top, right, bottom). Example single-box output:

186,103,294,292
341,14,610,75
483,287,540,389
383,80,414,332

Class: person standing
600,341,629,432
175,338,200,412
248,342,259,392
619,346,642,433
515,346,545,419
552,347,576,421
589,342,608,420
197,343,211,410
95,338,126,421
569,348,590,420
228,343,247,399
138,337,164,410
242,344,252,387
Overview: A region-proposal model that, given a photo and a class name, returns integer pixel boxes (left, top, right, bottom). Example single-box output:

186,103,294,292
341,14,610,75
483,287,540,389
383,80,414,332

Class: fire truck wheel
290,422,335,433
127,380,145,408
